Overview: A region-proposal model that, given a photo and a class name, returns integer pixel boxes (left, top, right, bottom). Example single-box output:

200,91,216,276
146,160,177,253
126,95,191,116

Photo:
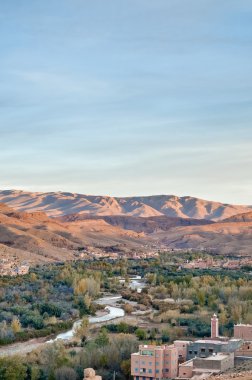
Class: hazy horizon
1,0,251,204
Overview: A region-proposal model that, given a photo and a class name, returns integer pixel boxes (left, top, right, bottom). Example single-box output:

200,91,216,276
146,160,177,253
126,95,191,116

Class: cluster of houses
131,314,252,380
0,259,29,276
181,257,252,271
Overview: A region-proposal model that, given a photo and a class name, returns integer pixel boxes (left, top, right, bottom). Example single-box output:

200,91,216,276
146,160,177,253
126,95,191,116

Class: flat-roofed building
178,359,193,379
186,338,242,360
131,344,178,380
178,353,234,379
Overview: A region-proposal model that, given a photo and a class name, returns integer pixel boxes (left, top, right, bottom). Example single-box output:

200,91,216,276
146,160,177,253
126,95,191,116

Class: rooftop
194,338,240,345
202,353,230,361
179,359,193,367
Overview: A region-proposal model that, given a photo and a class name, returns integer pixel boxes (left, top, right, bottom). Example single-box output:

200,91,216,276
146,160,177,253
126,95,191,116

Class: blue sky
0,0,252,204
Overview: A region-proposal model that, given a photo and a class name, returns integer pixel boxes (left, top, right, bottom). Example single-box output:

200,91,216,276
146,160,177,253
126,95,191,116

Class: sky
0,0,252,204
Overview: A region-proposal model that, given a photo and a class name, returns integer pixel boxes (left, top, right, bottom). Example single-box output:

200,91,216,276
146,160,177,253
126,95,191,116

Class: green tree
55,367,77,380
135,328,147,340
74,317,89,341
0,356,26,380
31,366,40,380
121,359,131,379
95,328,109,347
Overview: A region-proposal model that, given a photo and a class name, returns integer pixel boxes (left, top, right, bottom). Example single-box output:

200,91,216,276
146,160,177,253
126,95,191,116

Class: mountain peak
0,190,250,221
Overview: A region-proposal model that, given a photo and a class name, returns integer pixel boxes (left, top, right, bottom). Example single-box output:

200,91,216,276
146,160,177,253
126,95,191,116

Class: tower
211,313,219,339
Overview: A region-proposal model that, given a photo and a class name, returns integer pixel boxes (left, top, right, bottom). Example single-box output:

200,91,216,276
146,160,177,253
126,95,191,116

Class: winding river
49,296,125,342
0,277,146,356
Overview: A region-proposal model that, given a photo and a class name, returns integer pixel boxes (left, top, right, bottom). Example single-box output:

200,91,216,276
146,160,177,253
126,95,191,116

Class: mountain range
0,190,251,220
0,189,251,263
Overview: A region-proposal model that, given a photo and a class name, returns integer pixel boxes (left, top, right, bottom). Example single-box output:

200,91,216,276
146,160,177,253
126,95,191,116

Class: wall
234,325,252,341
178,361,193,379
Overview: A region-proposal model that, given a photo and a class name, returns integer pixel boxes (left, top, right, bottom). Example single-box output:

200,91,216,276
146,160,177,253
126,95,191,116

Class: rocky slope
223,211,252,223
156,221,252,256
60,214,213,234
0,190,252,263
0,203,148,263
0,190,250,220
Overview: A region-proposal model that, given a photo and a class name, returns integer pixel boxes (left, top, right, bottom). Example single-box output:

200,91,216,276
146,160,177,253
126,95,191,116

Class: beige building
234,324,252,341
178,353,234,379
174,341,191,363
235,341,252,358
131,344,178,380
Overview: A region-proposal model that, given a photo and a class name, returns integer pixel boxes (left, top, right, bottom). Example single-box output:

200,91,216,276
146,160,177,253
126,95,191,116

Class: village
131,314,252,380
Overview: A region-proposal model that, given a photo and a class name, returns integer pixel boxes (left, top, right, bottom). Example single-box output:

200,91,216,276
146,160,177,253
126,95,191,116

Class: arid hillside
60,214,213,233
156,220,252,256
0,190,250,220
223,211,252,223
0,190,252,264
0,203,148,263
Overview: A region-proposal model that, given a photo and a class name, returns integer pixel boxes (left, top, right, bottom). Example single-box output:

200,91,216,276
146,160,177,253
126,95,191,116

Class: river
0,277,146,356
49,296,125,342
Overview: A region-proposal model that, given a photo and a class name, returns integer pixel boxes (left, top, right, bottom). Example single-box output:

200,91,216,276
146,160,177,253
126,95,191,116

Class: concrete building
178,359,194,379
174,341,191,363
235,341,252,358
178,353,234,379
131,344,178,380
186,338,242,360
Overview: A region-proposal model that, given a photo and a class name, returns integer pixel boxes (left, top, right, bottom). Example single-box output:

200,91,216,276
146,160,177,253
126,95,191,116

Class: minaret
211,313,219,339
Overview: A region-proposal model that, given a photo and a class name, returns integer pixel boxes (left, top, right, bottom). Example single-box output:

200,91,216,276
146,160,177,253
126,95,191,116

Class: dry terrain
0,203,148,263
0,190,252,263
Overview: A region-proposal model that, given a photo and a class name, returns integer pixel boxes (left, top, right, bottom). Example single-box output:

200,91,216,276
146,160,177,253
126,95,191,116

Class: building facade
131,344,178,380
186,339,242,360
178,353,234,379
234,324,252,341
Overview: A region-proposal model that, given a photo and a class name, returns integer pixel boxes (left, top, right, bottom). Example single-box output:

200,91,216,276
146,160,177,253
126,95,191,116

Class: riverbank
0,294,125,357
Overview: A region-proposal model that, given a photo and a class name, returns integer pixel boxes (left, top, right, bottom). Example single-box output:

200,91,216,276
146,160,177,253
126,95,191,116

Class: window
156,370,159,373
194,351,198,355
201,348,206,353
141,350,154,356
148,369,152,374
155,362,159,365
149,362,152,366
136,377,139,380
135,368,138,372
209,349,213,354
165,369,169,372
189,351,192,355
